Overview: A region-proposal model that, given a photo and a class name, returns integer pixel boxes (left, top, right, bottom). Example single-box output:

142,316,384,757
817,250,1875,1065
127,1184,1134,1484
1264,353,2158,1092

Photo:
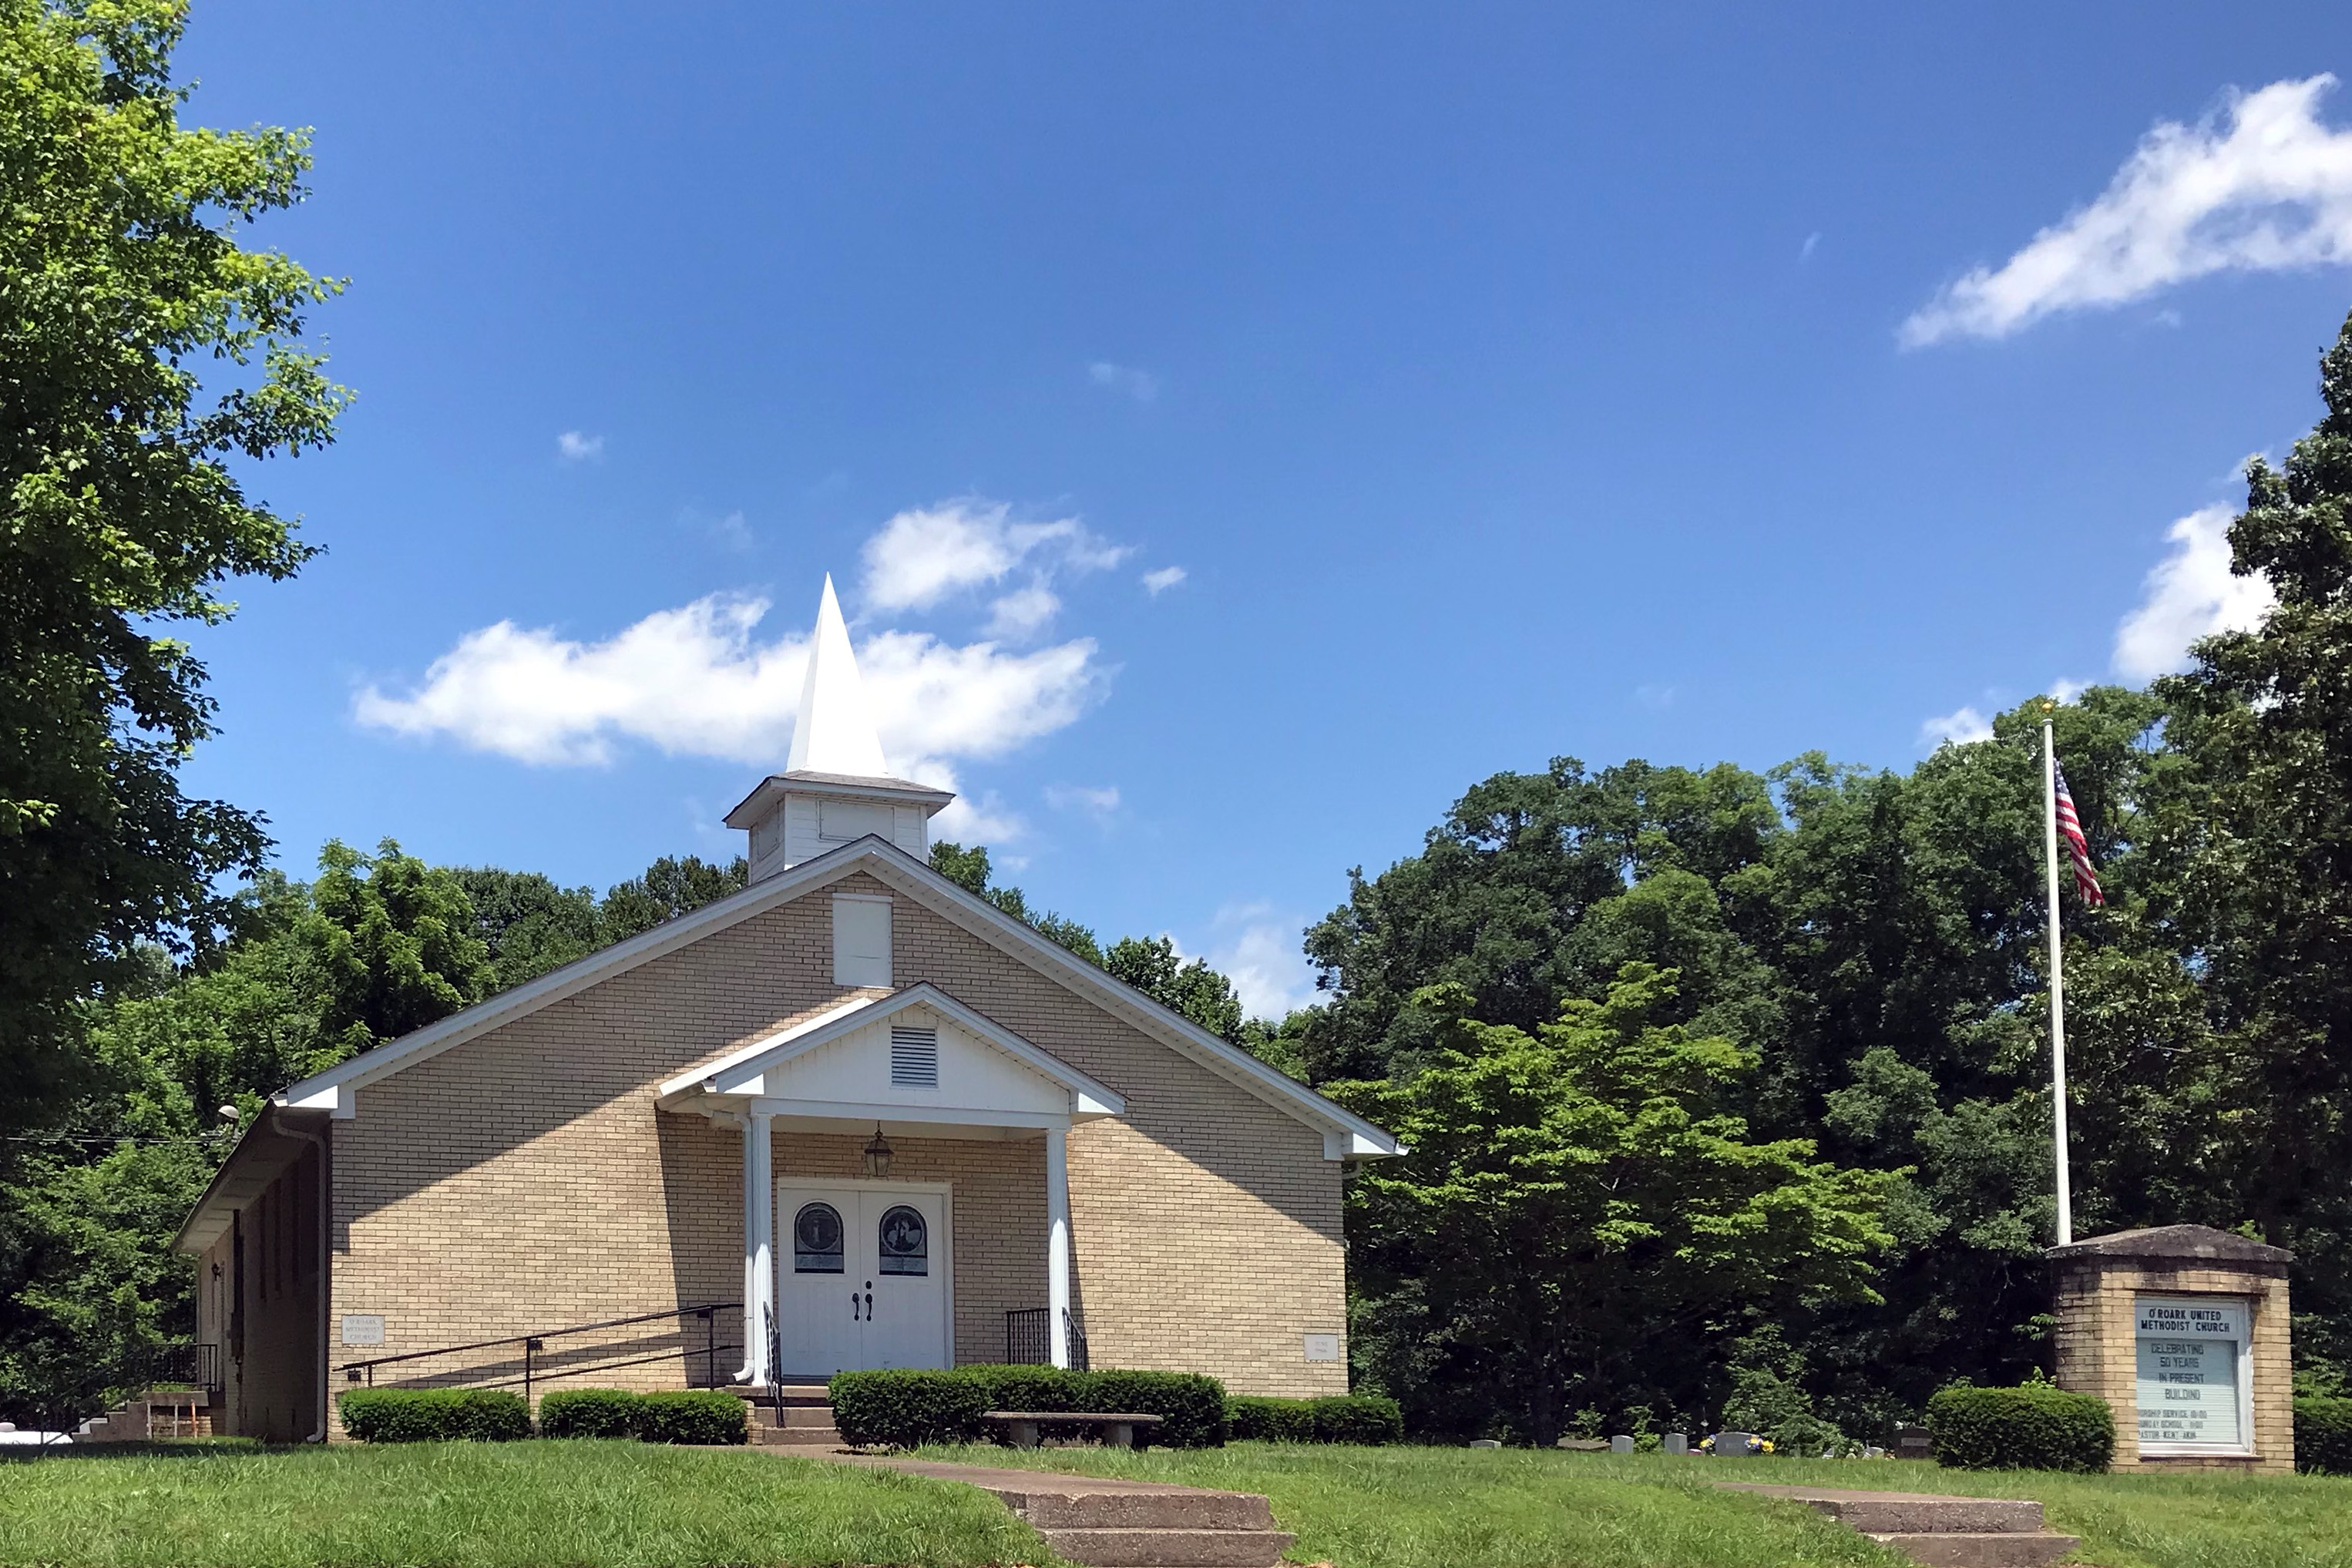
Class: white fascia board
273,839,899,1113
667,981,1124,1117
656,992,883,1103
846,848,1400,1159
748,1098,1079,1131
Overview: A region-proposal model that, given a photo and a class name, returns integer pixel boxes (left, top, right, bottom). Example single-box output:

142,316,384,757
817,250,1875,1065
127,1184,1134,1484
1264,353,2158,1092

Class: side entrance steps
734,1384,842,1449
839,1457,1294,1568
1719,1484,2080,1568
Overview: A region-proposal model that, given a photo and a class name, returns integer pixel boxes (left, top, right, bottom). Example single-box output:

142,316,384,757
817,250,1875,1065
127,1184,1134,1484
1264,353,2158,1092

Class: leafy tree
1333,966,1896,1444
599,855,748,942
0,0,347,1133
304,841,490,1056
455,868,600,992
1105,935,1244,1043
2145,304,2352,1344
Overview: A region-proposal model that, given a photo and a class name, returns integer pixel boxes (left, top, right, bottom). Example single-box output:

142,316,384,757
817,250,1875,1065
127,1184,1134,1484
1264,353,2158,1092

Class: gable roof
655,981,1124,1117
274,835,1398,1157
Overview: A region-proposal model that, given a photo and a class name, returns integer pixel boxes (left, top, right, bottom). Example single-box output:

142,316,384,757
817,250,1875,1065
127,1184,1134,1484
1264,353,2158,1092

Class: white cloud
1903,75,2352,346
1044,783,1121,823
859,499,1131,615
1634,683,1675,711
1800,231,1821,260
710,510,752,551
1920,706,1994,749
986,583,1062,640
1196,903,1318,1020
556,431,604,462
354,593,1104,771
1140,566,1187,596
2049,677,2092,703
2112,503,2276,680
1088,361,1160,402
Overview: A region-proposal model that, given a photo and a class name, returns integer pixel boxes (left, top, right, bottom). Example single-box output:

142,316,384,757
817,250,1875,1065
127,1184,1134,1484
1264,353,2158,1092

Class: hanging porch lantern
862,1123,895,1179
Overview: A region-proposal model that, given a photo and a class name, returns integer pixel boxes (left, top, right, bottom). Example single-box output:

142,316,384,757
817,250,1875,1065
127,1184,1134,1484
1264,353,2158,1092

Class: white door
772,1185,949,1374
775,1188,864,1376
861,1190,947,1369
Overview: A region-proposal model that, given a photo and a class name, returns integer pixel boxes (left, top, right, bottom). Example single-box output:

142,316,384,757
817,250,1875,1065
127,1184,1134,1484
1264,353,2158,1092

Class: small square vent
889,1025,939,1089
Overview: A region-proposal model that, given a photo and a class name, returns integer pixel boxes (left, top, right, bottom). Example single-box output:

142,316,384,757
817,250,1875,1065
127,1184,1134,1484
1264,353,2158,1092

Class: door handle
865,1291,875,1318
850,1291,861,1321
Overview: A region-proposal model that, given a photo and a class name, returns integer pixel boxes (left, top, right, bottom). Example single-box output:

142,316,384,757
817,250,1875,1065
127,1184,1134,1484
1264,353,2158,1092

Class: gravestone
2048,1224,2294,1473
1890,1424,1933,1461
1468,1439,1502,1449
1712,1430,1762,1456
1662,1432,1688,1456
1609,1434,1635,1454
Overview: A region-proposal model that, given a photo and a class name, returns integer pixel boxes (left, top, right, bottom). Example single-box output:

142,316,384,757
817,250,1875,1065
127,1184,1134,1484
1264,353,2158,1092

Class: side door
773,1188,864,1377
857,1189,948,1369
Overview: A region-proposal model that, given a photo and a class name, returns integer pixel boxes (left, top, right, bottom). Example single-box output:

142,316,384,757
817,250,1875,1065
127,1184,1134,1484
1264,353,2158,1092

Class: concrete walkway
823,1452,1295,1567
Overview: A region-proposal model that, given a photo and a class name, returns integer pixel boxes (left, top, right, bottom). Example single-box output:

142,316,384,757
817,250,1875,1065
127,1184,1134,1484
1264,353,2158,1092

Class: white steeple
787,575,891,777
723,576,954,882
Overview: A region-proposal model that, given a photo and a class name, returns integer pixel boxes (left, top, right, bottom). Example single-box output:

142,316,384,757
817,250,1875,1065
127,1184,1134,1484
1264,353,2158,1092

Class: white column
1047,1123,1072,1369
734,1115,758,1381
748,1113,777,1385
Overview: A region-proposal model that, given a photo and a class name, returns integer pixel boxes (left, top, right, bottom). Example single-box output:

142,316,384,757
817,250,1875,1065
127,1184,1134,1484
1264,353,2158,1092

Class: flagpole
2042,708,2074,1247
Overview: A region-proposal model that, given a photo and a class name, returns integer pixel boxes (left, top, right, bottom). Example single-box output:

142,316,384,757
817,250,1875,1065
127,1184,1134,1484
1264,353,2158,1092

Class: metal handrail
340,1302,741,1397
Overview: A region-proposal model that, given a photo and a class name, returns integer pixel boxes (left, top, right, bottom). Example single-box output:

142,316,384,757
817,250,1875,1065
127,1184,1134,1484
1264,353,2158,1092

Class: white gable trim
656,982,1124,1118
270,835,1396,1157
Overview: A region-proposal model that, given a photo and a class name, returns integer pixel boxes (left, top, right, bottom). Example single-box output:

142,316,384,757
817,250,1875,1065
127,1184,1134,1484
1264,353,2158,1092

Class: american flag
2053,762,2104,907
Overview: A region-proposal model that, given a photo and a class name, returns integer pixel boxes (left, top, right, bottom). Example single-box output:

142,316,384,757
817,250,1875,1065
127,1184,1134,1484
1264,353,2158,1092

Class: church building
174,579,1397,1441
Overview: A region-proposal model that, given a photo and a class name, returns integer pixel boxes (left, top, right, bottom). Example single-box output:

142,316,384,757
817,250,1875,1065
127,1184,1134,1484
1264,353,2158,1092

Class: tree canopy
0,0,346,1134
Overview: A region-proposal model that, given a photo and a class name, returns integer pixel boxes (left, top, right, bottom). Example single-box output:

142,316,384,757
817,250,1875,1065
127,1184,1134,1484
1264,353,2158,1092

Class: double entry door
774,1184,949,1375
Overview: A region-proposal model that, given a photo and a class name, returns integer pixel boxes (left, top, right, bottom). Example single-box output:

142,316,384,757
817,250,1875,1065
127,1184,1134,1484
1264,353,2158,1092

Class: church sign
2134,1296,2251,1453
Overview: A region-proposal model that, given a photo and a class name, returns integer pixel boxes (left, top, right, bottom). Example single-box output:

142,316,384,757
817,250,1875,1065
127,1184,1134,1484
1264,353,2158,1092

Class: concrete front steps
738,1384,842,1449
75,1388,213,1442
1720,1485,2079,1568
852,1459,1294,1568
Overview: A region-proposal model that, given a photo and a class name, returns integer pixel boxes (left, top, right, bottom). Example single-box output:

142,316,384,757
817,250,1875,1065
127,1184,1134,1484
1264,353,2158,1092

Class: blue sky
174,2,2352,1014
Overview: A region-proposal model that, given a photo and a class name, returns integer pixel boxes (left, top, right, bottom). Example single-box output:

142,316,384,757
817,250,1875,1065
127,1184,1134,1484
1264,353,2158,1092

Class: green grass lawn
917,1442,2352,1568
0,1440,1047,1568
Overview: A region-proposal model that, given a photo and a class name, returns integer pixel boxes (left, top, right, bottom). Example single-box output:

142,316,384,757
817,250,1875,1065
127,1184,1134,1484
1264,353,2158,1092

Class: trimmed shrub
964,1363,1090,1412
830,1365,1229,1449
1229,1395,1316,1442
537,1388,645,1439
337,1388,532,1442
831,1368,991,1449
1926,1385,2114,1472
2296,1397,2352,1475
1226,1394,1401,1444
1091,1369,1228,1448
636,1389,748,1445
1312,1394,1403,1445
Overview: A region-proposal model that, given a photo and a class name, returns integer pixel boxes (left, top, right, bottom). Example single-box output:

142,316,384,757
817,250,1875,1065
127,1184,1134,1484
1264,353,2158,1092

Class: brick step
1866,1531,2082,1568
752,1423,843,1448
1013,1490,1276,1532
749,1405,840,1430
1035,1528,1295,1568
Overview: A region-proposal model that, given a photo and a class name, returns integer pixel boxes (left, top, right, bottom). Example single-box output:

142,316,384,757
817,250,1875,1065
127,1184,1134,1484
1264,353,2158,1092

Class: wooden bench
980,1409,1165,1449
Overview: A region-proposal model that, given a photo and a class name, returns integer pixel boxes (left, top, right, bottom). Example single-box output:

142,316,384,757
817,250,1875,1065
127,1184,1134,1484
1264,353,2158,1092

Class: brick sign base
2047,1225,2293,1474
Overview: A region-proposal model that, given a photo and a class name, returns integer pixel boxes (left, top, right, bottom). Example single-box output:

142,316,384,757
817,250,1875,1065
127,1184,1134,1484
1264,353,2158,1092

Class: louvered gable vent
889,1025,939,1089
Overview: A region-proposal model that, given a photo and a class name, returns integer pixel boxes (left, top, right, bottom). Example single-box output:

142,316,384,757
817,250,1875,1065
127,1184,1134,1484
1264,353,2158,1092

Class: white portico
657,984,1122,1382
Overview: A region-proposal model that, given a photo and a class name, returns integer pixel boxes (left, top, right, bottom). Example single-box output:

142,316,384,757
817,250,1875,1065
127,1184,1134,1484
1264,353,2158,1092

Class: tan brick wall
321,867,1350,1429
2053,1257,2293,1474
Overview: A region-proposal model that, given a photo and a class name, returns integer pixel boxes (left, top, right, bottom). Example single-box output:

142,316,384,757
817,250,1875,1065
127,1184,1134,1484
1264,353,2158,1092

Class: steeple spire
786,575,890,777
723,576,954,881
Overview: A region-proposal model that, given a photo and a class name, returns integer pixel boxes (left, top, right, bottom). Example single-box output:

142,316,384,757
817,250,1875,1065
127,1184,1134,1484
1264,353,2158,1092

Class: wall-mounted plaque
2134,1296,2250,1453
1302,1332,1341,1362
340,1314,385,1348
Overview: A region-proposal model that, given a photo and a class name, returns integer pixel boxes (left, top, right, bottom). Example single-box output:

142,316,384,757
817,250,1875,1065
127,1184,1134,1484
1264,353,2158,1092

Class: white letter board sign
2134,1296,2250,1453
